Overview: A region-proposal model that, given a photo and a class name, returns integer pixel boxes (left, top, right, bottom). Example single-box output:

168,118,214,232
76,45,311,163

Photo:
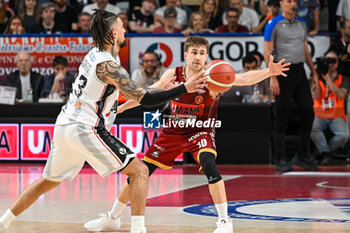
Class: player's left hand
268,55,290,77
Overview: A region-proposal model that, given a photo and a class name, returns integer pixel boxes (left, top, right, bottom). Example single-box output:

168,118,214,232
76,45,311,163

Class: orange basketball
204,60,235,93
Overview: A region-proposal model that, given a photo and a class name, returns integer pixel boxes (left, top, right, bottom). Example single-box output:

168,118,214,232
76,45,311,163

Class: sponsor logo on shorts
151,151,160,158
183,198,350,223
119,148,127,155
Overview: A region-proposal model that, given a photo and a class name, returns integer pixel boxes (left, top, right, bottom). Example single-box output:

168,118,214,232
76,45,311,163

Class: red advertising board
0,124,19,160
0,36,129,80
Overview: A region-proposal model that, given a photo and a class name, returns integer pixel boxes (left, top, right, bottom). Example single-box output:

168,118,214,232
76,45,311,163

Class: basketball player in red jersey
85,36,290,233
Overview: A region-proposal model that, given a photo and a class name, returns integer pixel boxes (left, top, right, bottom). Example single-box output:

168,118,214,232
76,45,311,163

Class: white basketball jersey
56,47,120,129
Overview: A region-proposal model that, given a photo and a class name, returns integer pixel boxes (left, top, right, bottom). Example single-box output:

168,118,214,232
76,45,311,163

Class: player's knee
199,152,222,184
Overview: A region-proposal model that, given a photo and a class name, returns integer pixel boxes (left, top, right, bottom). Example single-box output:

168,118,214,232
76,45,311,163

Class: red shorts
144,129,216,171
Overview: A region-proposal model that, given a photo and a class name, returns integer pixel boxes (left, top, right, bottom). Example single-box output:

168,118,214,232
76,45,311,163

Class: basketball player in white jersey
0,10,207,233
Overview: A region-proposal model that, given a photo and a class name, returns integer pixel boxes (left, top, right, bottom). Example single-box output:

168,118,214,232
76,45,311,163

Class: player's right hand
184,71,207,93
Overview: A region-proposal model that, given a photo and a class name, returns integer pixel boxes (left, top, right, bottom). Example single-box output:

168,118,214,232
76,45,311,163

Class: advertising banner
129,36,330,73
0,124,19,160
0,36,129,80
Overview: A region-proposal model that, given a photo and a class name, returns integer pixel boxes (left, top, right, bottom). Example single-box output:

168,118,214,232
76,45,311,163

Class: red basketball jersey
163,65,219,135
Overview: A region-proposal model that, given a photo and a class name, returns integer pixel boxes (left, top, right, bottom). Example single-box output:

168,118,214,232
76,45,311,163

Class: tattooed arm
96,61,206,106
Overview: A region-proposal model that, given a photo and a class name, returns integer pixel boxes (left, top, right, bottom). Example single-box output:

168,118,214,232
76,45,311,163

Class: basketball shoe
0,223,9,233
213,217,233,233
84,212,121,231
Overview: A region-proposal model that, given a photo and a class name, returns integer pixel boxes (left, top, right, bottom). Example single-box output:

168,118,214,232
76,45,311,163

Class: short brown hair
184,36,209,53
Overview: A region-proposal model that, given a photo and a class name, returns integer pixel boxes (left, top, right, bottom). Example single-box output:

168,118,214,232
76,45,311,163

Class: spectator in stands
131,51,166,87
311,50,349,165
336,0,350,22
29,2,68,34
82,0,121,15
73,12,91,33
117,12,130,33
328,19,350,76
19,0,40,32
216,7,249,33
182,11,213,36
153,7,182,33
255,0,280,33
247,0,267,16
297,0,320,37
53,0,78,33
3,15,25,34
181,0,201,13
198,0,222,31
222,0,260,32
0,0,14,32
175,0,193,22
243,53,270,102
154,0,187,30
5,51,44,102
44,56,74,101
129,0,158,33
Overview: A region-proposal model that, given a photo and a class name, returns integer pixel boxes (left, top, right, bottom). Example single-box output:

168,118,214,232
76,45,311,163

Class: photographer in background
311,50,349,165
328,19,350,77
131,51,166,87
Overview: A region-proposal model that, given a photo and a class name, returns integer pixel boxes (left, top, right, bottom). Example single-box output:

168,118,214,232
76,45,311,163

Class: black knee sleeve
199,152,222,184
127,160,158,184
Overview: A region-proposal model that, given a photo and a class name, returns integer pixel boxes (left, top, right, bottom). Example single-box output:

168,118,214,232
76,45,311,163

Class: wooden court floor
0,163,349,233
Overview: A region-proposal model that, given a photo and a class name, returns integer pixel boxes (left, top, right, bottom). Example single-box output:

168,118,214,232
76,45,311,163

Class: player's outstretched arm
96,61,206,107
233,55,290,86
117,69,177,114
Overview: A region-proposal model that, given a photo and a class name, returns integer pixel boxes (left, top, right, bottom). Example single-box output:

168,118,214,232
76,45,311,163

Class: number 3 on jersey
197,139,207,149
73,73,87,98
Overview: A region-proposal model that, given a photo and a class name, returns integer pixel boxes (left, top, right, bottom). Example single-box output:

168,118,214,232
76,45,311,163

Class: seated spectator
0,0,14,32
175,0,193,21
250,50,265,68
328,19,350,77
131,51,166,87
216,8,249,33
182,11,213,36
44,56,75,101
255,0,280,33
117,12,130,33
82,0,121,15
154,0,187,30
181,0,201,13
29,2,68,34
73,12,91,33
54,0,78,32
311,50,349,165
153,7,182,33
336,0,350,23
129,0,158,33
222,0,260,32
297,0,320,37
5,51,44,102
199,0,222,31
19,0,40,32
243,53,270,102
3,15,25,34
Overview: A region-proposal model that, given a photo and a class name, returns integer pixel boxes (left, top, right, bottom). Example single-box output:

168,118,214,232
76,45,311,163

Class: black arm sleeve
139,84,187,107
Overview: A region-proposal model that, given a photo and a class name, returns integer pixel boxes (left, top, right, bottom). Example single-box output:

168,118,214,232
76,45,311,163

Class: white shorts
43,124,136,182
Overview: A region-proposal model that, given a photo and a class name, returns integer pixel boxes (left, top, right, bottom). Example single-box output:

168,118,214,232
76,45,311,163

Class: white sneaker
0,223,9,233
84,212,121,232
213,217,233,233
130,227,147,233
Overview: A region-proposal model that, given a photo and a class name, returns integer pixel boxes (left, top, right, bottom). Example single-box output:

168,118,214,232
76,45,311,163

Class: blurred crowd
0,0,347,35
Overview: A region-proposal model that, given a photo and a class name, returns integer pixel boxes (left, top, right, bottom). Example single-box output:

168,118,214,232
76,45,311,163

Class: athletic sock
215,202,228,220
130,215,145,231
0,209,15,228
110,199,127,219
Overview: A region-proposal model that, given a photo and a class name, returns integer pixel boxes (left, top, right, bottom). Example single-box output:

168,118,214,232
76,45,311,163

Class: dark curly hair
90,9,119,51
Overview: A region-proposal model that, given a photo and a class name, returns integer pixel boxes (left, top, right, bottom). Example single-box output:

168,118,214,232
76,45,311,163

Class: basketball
204,60,235,93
